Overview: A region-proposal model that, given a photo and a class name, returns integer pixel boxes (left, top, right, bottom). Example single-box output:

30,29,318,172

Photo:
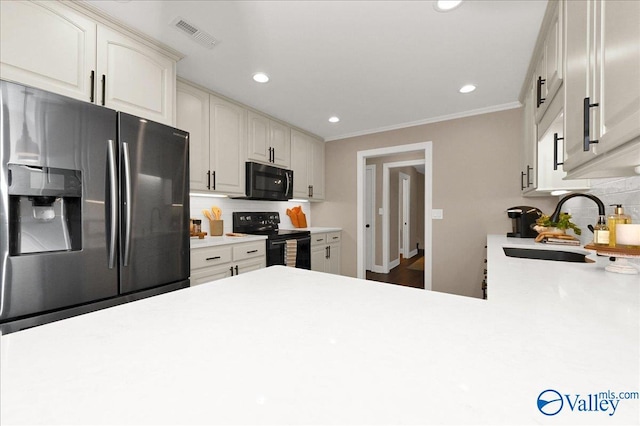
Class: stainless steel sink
503,247,593,263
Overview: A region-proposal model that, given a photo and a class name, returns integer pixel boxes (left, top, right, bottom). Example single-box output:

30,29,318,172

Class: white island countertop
1,235,638,425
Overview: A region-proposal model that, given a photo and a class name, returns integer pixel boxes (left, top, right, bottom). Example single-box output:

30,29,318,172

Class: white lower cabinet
190,240,266,286
310,232,341,275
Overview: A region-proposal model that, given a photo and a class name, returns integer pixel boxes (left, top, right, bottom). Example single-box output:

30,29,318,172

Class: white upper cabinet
0,1,96,102
177,81,245,196
209,94,246,195
534,2,563,122
247,111,291,168
563,0,640,177
291,129,324,200
0,0,178,126
521,80,536,193
96,25,175,125
177,80,210,192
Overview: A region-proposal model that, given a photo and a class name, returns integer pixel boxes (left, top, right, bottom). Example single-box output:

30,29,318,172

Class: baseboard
408,249,418,258
370,264,386,274
389,258,400,270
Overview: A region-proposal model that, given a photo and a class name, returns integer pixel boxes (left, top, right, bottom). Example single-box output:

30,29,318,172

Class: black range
232,212,311,269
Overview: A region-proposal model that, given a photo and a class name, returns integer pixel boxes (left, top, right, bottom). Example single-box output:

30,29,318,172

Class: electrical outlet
432,209,443,220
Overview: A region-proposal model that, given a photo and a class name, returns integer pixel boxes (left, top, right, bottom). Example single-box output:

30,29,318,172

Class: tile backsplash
190,196,312,234
560,176,640,265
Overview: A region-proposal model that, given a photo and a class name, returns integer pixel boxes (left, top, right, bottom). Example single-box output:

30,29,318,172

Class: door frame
357,142,432,290
383,161,422,272
365,164,376,271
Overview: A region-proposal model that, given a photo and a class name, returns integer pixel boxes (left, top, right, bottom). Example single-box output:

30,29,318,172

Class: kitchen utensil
202,209,214,221
211,206,222,220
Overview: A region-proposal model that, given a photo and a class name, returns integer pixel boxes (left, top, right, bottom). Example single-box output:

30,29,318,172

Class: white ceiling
86,0,547,141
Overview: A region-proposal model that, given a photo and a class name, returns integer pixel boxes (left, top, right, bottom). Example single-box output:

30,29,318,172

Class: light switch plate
432,209,443,220
378,208,384,215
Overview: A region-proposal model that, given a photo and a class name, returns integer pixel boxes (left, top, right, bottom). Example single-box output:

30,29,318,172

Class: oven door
245,162,293,201
267,236,311,269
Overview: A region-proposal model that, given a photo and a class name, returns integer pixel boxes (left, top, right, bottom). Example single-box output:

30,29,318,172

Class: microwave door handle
107,140,118,269
285,172,291,196
122,141,133,267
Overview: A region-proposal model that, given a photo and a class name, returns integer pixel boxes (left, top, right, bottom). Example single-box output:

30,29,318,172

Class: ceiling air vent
171,17,217,49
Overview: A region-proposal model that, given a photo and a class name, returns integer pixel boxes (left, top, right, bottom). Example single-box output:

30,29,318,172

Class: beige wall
366,153,424,267
311,107,558,298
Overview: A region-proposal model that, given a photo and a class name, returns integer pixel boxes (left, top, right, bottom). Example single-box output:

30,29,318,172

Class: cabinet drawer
232,241,265,261
190,265,232,286
191,246,232,270
327,232,341,244
311,234,327,246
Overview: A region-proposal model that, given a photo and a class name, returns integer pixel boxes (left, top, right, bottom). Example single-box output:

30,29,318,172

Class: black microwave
242,162,293,201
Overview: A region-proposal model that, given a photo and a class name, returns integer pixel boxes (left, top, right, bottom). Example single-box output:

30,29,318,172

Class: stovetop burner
232,212,310,240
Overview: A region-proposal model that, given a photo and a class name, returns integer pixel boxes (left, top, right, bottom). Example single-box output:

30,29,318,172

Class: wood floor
366,253,424,289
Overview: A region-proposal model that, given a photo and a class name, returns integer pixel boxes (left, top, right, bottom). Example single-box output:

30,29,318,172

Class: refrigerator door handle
122,141,133,267
107,140,118,269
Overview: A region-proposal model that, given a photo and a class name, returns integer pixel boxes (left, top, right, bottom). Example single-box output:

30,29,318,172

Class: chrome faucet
549,193,606,223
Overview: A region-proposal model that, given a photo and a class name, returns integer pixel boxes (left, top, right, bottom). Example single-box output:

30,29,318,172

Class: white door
365,165,375,271
399,173,410,259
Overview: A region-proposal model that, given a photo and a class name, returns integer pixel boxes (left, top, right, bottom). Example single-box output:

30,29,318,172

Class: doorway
356,142,432,290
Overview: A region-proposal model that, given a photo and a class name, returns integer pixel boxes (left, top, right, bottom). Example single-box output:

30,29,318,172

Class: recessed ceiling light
252,72,270,83
328,116,340,123
459,84,476,94
434,0,463,12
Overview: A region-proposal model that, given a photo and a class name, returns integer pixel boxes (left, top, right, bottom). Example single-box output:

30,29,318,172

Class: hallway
366,252,424,289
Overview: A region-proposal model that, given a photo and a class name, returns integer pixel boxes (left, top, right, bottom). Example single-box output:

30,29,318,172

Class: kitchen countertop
1,236,638,424
190,234,267,249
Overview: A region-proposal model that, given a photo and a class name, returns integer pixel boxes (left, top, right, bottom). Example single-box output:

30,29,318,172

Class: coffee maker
506,206,542,238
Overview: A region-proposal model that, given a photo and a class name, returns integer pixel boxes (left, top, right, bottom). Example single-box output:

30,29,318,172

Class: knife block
209,220,223,236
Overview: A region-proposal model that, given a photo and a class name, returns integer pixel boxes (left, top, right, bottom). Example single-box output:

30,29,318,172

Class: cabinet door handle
536,76,546,107
206,170,211,190
325,246,329,259
235,265,239,275
526,165,533,187
332,236,338,240
212,170,216,190
246,249,258,254
583,97,599,151
308,185,312,197
553,133,564,170
206,256,221,261
90,70,95,103
520,171,526,190
230,266,234,276
101,74,106,106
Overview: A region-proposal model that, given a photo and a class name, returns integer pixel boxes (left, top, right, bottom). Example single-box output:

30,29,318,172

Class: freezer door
0,80,119,322
118,113,189,293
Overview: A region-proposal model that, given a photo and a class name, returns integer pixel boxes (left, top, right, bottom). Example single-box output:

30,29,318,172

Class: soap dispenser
607,204,632,247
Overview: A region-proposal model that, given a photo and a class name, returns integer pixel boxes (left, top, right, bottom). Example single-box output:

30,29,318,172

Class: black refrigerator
0,79,190,334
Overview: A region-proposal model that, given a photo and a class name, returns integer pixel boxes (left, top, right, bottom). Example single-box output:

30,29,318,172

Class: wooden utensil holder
209,220,223,236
